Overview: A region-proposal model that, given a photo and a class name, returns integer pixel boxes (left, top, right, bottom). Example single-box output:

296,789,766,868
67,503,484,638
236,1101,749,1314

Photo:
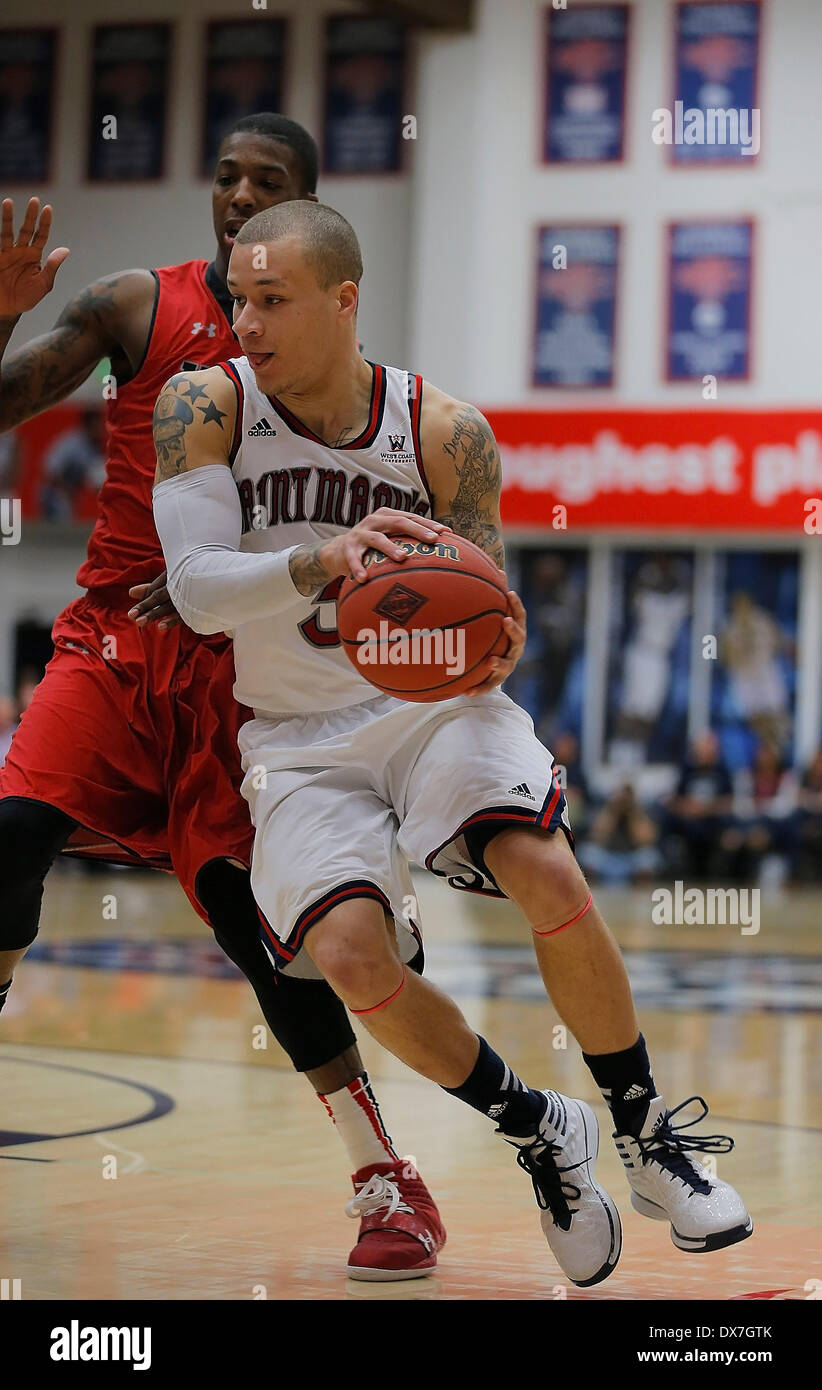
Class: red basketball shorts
0,592,254,927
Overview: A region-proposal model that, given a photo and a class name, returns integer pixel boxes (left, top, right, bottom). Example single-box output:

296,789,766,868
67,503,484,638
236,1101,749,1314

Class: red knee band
533,891,593,937
350,965,407,1016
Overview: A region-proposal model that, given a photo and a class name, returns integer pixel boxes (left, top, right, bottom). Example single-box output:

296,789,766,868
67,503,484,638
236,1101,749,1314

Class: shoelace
637,1096,734,1194
345,1172,415,1224
515,1141,587,1232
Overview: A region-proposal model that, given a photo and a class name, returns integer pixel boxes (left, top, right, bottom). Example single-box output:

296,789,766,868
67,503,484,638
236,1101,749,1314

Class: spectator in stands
611,553,691,765
529,554,585,730
794,750,822,882
40,408,105,521
552,730,590,837
721,591,792,751
0,693,17,767
663,730,733,878
721,741,798,887
579,782,660,886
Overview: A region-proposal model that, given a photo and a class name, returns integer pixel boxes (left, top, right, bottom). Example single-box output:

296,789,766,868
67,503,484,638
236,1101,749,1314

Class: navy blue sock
582,1033,656,1136
443,1036,548,1139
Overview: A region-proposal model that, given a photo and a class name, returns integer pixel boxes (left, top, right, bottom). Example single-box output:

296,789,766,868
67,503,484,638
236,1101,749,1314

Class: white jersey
221,355,432,714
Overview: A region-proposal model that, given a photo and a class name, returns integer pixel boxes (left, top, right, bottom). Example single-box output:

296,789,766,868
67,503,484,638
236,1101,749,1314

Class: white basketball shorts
238,689,571,977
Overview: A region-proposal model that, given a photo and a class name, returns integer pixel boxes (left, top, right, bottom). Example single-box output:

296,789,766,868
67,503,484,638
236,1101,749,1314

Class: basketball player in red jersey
0,114,444,1281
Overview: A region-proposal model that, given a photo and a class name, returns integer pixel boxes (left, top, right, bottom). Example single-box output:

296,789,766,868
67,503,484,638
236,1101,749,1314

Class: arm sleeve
152,463,303,634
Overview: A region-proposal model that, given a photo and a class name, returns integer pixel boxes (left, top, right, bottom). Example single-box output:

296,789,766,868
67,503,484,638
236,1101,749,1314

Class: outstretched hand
0,198,70,317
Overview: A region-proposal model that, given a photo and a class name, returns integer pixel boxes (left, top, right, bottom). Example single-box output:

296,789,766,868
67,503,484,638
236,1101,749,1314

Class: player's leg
0,797,77,1009
481,825,752,1253
247,745,617,1288
0,598,170,1010
171,639,444,1279
397,688,751,1257
193,857,443,1281
301,895,620,1287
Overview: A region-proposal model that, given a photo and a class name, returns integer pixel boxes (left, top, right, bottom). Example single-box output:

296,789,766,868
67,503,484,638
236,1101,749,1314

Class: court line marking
0,1053,175,1151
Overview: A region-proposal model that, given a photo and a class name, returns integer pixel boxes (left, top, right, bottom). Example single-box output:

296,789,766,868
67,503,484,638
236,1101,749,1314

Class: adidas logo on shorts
507,782,535,801
247,417,277,437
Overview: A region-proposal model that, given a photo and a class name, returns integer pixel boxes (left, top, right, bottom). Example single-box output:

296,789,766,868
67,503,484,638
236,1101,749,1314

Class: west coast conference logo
381,432,417,465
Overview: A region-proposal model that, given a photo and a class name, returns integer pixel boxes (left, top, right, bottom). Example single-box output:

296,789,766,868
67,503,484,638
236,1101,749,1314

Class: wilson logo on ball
362,538,460,569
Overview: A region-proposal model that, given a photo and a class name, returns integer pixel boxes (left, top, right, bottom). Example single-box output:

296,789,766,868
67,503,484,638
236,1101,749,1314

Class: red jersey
76,259,238,596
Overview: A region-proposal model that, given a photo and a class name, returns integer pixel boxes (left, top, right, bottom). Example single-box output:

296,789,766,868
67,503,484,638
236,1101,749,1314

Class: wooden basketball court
2,863,820,1301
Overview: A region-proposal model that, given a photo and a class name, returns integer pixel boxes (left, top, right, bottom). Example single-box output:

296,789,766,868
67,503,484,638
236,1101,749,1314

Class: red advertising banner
487,410,822,531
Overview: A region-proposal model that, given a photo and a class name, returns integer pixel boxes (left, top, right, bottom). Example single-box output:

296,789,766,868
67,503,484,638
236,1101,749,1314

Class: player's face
228,237,355,395
211,135,315,265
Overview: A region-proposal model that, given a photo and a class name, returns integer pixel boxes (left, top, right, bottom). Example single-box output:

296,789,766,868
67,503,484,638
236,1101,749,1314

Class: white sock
317,1072,399,1172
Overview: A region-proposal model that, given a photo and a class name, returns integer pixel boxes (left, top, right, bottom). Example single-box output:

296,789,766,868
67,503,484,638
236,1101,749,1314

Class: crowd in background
560,728,822,888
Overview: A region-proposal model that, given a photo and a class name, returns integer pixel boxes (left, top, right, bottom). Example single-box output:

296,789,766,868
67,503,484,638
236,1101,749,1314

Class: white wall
409,0,822,407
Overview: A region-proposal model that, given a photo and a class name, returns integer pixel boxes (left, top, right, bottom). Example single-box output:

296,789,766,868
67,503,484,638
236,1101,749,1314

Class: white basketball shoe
614,1095,753,1252
503,1091,622,1287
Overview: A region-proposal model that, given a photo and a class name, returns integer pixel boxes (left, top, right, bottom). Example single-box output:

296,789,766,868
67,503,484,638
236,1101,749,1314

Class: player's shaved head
235,202,363,290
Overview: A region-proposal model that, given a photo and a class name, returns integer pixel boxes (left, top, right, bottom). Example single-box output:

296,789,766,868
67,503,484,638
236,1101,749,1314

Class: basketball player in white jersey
152,202,751,1287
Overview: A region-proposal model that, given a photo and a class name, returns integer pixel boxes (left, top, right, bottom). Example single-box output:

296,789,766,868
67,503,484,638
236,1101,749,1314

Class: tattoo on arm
153,380,195,480
288,540,332,596
152,373,230,481
0,278,120,429
438,406,505,569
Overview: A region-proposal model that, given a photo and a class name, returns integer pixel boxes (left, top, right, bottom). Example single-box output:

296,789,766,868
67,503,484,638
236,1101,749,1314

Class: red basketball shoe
346,1160,446,1281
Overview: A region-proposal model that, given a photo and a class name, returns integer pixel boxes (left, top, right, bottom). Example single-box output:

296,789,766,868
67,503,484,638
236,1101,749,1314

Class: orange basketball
337,529,509,702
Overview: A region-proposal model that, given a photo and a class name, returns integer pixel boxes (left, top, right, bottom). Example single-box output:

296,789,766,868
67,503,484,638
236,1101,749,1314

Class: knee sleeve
195,858,357,1072
0,797,77,950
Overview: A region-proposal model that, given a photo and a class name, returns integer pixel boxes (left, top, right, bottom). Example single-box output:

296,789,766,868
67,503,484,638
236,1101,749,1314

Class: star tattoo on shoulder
198,399,228,427
182,380,210,403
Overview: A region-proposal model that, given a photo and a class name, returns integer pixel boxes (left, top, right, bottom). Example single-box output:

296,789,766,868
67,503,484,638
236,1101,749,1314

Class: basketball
337,529,510,701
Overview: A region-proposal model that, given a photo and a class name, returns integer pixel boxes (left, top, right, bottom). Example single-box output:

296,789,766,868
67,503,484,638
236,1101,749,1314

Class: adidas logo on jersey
508,782,535,801
247,414,279,436
247,418,277,437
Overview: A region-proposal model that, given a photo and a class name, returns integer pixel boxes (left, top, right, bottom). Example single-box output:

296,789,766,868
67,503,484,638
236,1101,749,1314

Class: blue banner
532,225,620,388
670,1,761,163
543,4,629,164
0,29,57,183
88,24,172,182
202,21,287,177
323,16,406,175
666,221,753,381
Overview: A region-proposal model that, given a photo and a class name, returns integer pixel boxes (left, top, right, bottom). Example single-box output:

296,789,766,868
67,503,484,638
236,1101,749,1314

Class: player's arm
420,383,525,694
0,198,154,430
420,384,506,570
153,368,319,634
